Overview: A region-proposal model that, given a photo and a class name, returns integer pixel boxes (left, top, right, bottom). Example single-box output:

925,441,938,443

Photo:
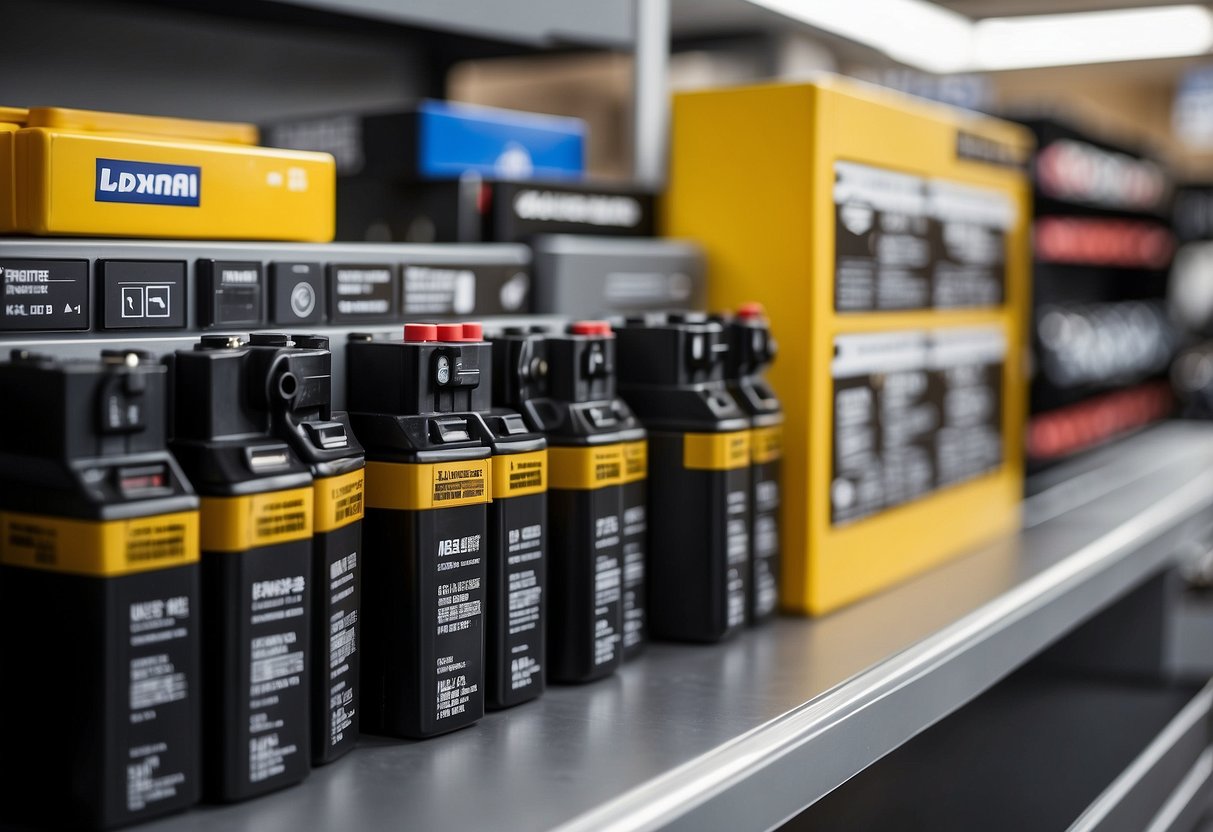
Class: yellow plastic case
11,106,334,241
0,107,27,234
664,77,1032,615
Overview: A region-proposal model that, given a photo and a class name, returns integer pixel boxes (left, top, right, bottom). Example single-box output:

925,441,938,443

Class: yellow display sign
313,469,365,533
548,443,625,490
365,458,491,510
491,450,547,499
683,430,751,471
0,510,199,576
200,487,314,552
666,77,1029,615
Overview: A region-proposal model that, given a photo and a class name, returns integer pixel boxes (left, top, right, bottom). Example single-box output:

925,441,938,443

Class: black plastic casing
245,334,366,765
615,314,753,644
170,337,314,803
720,315,783,624
490,327,646,680
346,334,490,738
0,350,201,830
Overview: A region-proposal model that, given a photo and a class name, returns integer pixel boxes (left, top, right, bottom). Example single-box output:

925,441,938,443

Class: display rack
135,422,1213,831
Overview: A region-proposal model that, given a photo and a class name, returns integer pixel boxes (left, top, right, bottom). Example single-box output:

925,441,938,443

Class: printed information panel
831,328,1005,525
0,259,89,331
833,162,1015,311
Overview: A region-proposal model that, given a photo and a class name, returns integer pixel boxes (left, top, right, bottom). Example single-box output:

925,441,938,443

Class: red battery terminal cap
570,320,612,336
404,323,438,342
436,323,466,342
736,302,766,321
462,322,484,342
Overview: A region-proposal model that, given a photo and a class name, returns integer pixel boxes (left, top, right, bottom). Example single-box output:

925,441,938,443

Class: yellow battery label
492,450,547,499
0,510,199,576
548,443,625,490
0,123,15,234
622,440,648,484
751,423,784,464
683,431,752,471
365,458,491,510
313,469,365,533
200,487,314,552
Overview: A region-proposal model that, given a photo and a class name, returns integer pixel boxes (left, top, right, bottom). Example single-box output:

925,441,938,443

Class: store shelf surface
143,422,1213,832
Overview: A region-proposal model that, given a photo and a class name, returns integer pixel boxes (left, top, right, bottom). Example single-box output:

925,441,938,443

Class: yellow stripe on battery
0,123,16,234
751,423,784,464
0,510,200,576
200,487,314,552
622,440,648,483
491,450,547,499
683,431,751,471
313,469,365,533
365,458,491,510
548,443,625,490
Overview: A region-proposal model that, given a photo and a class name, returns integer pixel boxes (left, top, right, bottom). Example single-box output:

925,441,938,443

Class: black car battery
460,321,549,710
244,334,365,765
346,323,490,738
490,321,646,682
615,313,753,643
719,304,783,624
0,349,201,830
169,335,315,803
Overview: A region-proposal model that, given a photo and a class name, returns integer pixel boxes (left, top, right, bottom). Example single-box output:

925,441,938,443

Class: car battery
243,333,365,765
490,321,646,681
615,314,753,643
454,321,550,709
11,106,334,241
0,348,201,830
719,304,783,623
666,77,1030,615
0,107,25,233
170,335,315,802
346,324,490,738
529,235,706,318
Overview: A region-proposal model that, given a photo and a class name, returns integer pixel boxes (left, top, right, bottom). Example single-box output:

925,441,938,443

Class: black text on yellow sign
751,423,784,464
200,487,314,552
622,440,648,484
492,450,547,500
365,458,491,510
0,510,200,576
548,443,626,490
683,431,752,471
314,469,365,533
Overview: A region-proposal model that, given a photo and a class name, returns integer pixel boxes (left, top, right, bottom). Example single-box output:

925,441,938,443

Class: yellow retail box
12,106,334,241
0,107,26,234
665,77,1032,615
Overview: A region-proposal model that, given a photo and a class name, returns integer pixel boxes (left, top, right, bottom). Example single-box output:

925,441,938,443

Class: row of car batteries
0,308,781,830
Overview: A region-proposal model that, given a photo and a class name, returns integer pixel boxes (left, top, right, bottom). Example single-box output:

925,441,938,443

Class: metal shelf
141,422,1213,832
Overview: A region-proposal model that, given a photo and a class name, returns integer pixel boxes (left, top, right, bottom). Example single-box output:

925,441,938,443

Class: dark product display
463,321,550,710
529,235,706,317
243,334,366,766
170,336,315,802
346,324,491,738
330,176,655,244
1017,117,1177,466
719,304,784,623
0,349,202,830
490,321,646,680
615,314,752,643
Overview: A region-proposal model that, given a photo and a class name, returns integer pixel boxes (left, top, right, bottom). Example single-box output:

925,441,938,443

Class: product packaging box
665,77,1032,614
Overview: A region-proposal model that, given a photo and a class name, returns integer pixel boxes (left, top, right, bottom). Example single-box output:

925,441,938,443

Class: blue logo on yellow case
95,158,200,206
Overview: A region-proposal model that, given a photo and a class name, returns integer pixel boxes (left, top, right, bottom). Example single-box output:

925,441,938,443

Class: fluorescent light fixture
973,6,1213,71
744,1,1213,73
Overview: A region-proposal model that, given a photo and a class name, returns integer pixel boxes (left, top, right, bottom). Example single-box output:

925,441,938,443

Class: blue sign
95,158,200,206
